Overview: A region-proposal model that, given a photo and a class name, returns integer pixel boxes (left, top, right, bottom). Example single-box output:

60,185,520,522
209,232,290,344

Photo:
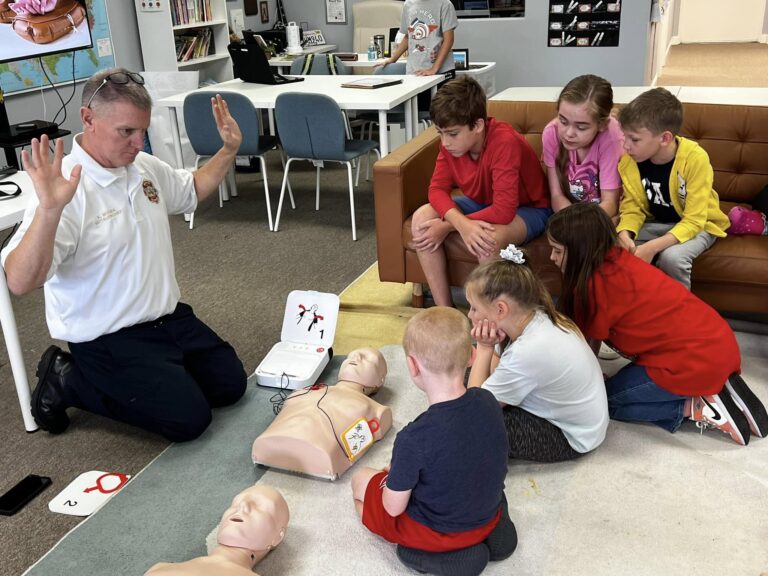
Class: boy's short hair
617,87,683,135
430,76,487,129
403,307,471,377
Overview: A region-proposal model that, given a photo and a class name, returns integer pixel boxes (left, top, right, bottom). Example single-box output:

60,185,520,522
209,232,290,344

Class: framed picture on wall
244,0,258,16
326,0,347,24
260,1,269,23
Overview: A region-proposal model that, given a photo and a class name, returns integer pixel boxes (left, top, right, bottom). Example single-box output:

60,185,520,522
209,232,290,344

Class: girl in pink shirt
542,74,623,218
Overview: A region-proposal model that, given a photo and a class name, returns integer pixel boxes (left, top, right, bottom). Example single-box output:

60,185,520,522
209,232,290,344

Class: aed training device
0,474,52,516
254,290,340,390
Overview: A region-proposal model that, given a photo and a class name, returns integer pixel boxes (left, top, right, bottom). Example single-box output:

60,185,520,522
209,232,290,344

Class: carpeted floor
0,154,379,576
657,42,768,87
22,338,768,576
335,263,417,355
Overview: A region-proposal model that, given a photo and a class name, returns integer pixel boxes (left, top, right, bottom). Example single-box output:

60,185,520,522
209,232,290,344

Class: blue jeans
605,364,686,432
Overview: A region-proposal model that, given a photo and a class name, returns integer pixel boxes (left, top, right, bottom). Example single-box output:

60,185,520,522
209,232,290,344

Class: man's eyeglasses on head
85,71,145,109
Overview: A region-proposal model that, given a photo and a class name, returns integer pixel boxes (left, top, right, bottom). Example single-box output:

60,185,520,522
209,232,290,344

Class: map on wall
0,0,115,94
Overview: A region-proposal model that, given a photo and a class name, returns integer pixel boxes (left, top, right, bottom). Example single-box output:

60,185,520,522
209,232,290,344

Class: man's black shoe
31,345,72,434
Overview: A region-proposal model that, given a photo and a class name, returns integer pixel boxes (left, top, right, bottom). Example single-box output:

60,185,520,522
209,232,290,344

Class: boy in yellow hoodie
616,88,729,289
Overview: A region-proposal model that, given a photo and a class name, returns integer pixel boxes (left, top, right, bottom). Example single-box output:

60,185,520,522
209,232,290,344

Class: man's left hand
211,94,242,153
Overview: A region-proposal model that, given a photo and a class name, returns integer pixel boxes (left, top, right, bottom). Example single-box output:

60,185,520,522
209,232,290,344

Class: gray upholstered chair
289,54,349,75
273,93,380,241
183,91,282,230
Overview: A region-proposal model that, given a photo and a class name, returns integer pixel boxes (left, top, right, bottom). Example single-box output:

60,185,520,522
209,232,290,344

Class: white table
157,75,443,162
268,44,338,70
458,63,497,97
0,170,37,432
325,55,497,97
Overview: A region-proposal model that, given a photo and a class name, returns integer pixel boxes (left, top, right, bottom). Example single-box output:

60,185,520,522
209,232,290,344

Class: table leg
268,110,276,136
168,108,184,170
378,110,390,157
0,269,37,432
405,98,414,141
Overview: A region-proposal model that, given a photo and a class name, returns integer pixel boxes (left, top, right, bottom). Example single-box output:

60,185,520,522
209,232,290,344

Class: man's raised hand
21,135,81,212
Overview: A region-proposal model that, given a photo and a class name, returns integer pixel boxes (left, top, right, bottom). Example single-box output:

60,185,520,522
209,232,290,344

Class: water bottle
367,37,377,61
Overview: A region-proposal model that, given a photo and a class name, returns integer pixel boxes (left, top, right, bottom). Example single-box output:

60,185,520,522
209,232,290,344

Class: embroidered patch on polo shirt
142,179,159,204
94,208,122,225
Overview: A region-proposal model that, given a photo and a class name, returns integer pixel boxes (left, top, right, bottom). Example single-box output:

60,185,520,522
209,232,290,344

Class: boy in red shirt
410,76,551,307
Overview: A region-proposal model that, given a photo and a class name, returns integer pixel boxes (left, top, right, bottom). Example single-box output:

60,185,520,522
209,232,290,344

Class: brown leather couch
374,99,768,317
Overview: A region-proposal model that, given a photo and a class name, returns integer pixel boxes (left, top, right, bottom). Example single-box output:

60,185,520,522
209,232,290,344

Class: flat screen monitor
450,0,490,18
0,1,93,141
0,0,93,65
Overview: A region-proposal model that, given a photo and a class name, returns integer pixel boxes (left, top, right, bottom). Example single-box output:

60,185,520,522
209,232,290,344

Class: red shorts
361,471,501,552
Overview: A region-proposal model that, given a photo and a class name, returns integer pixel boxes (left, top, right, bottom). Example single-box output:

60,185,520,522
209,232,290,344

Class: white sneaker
598,342,620,360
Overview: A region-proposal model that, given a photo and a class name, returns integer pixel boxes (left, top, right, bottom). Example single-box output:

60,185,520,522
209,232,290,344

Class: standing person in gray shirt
382,0,458,109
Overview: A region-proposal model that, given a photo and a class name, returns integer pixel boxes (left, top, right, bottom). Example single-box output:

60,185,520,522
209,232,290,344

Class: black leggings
503,405,582,463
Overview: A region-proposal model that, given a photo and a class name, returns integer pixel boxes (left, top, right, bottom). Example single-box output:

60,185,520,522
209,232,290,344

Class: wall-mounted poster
548,0,622,47
326,0,347,24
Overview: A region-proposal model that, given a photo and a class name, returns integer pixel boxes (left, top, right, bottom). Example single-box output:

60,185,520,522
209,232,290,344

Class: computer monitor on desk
243,28,304,53
228,43,304,85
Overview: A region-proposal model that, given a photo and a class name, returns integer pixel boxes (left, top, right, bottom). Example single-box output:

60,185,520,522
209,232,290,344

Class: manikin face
548,236,568,271
81,100,150,169
557,101,602,153
217,485,289,554
621,126,666,163
338,347,387,391
436,120,484,158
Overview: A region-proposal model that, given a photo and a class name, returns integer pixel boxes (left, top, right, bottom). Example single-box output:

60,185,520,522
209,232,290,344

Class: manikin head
217,485,289,557
338,347,387,394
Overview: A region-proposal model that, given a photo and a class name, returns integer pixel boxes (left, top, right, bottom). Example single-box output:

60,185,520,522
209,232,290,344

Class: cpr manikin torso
145,485,289,576
252,347,393,480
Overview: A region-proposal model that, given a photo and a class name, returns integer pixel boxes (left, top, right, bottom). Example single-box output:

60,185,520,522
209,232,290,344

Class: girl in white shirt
466,244,609,462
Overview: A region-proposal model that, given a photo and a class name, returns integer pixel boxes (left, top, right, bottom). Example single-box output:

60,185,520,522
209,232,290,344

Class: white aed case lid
280,290,340,348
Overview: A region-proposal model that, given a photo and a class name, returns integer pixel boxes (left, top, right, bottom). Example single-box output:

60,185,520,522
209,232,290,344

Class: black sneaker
726,373,768,438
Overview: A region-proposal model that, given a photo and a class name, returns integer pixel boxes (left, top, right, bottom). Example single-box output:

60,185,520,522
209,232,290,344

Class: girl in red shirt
545,203,767,446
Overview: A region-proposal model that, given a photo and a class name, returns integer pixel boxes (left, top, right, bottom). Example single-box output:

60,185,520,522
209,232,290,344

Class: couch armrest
374,127,441,283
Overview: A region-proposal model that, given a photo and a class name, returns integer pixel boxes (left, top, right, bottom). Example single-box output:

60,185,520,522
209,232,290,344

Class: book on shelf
172,0,215,26
176,27,213,62
341,77,403,89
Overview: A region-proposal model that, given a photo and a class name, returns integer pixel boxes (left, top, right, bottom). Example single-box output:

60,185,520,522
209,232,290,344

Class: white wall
677,0,765,43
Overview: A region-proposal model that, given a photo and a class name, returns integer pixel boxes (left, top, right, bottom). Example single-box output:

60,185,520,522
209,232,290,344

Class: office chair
273,93,380,241
289,54,349,75
183,91,285,230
